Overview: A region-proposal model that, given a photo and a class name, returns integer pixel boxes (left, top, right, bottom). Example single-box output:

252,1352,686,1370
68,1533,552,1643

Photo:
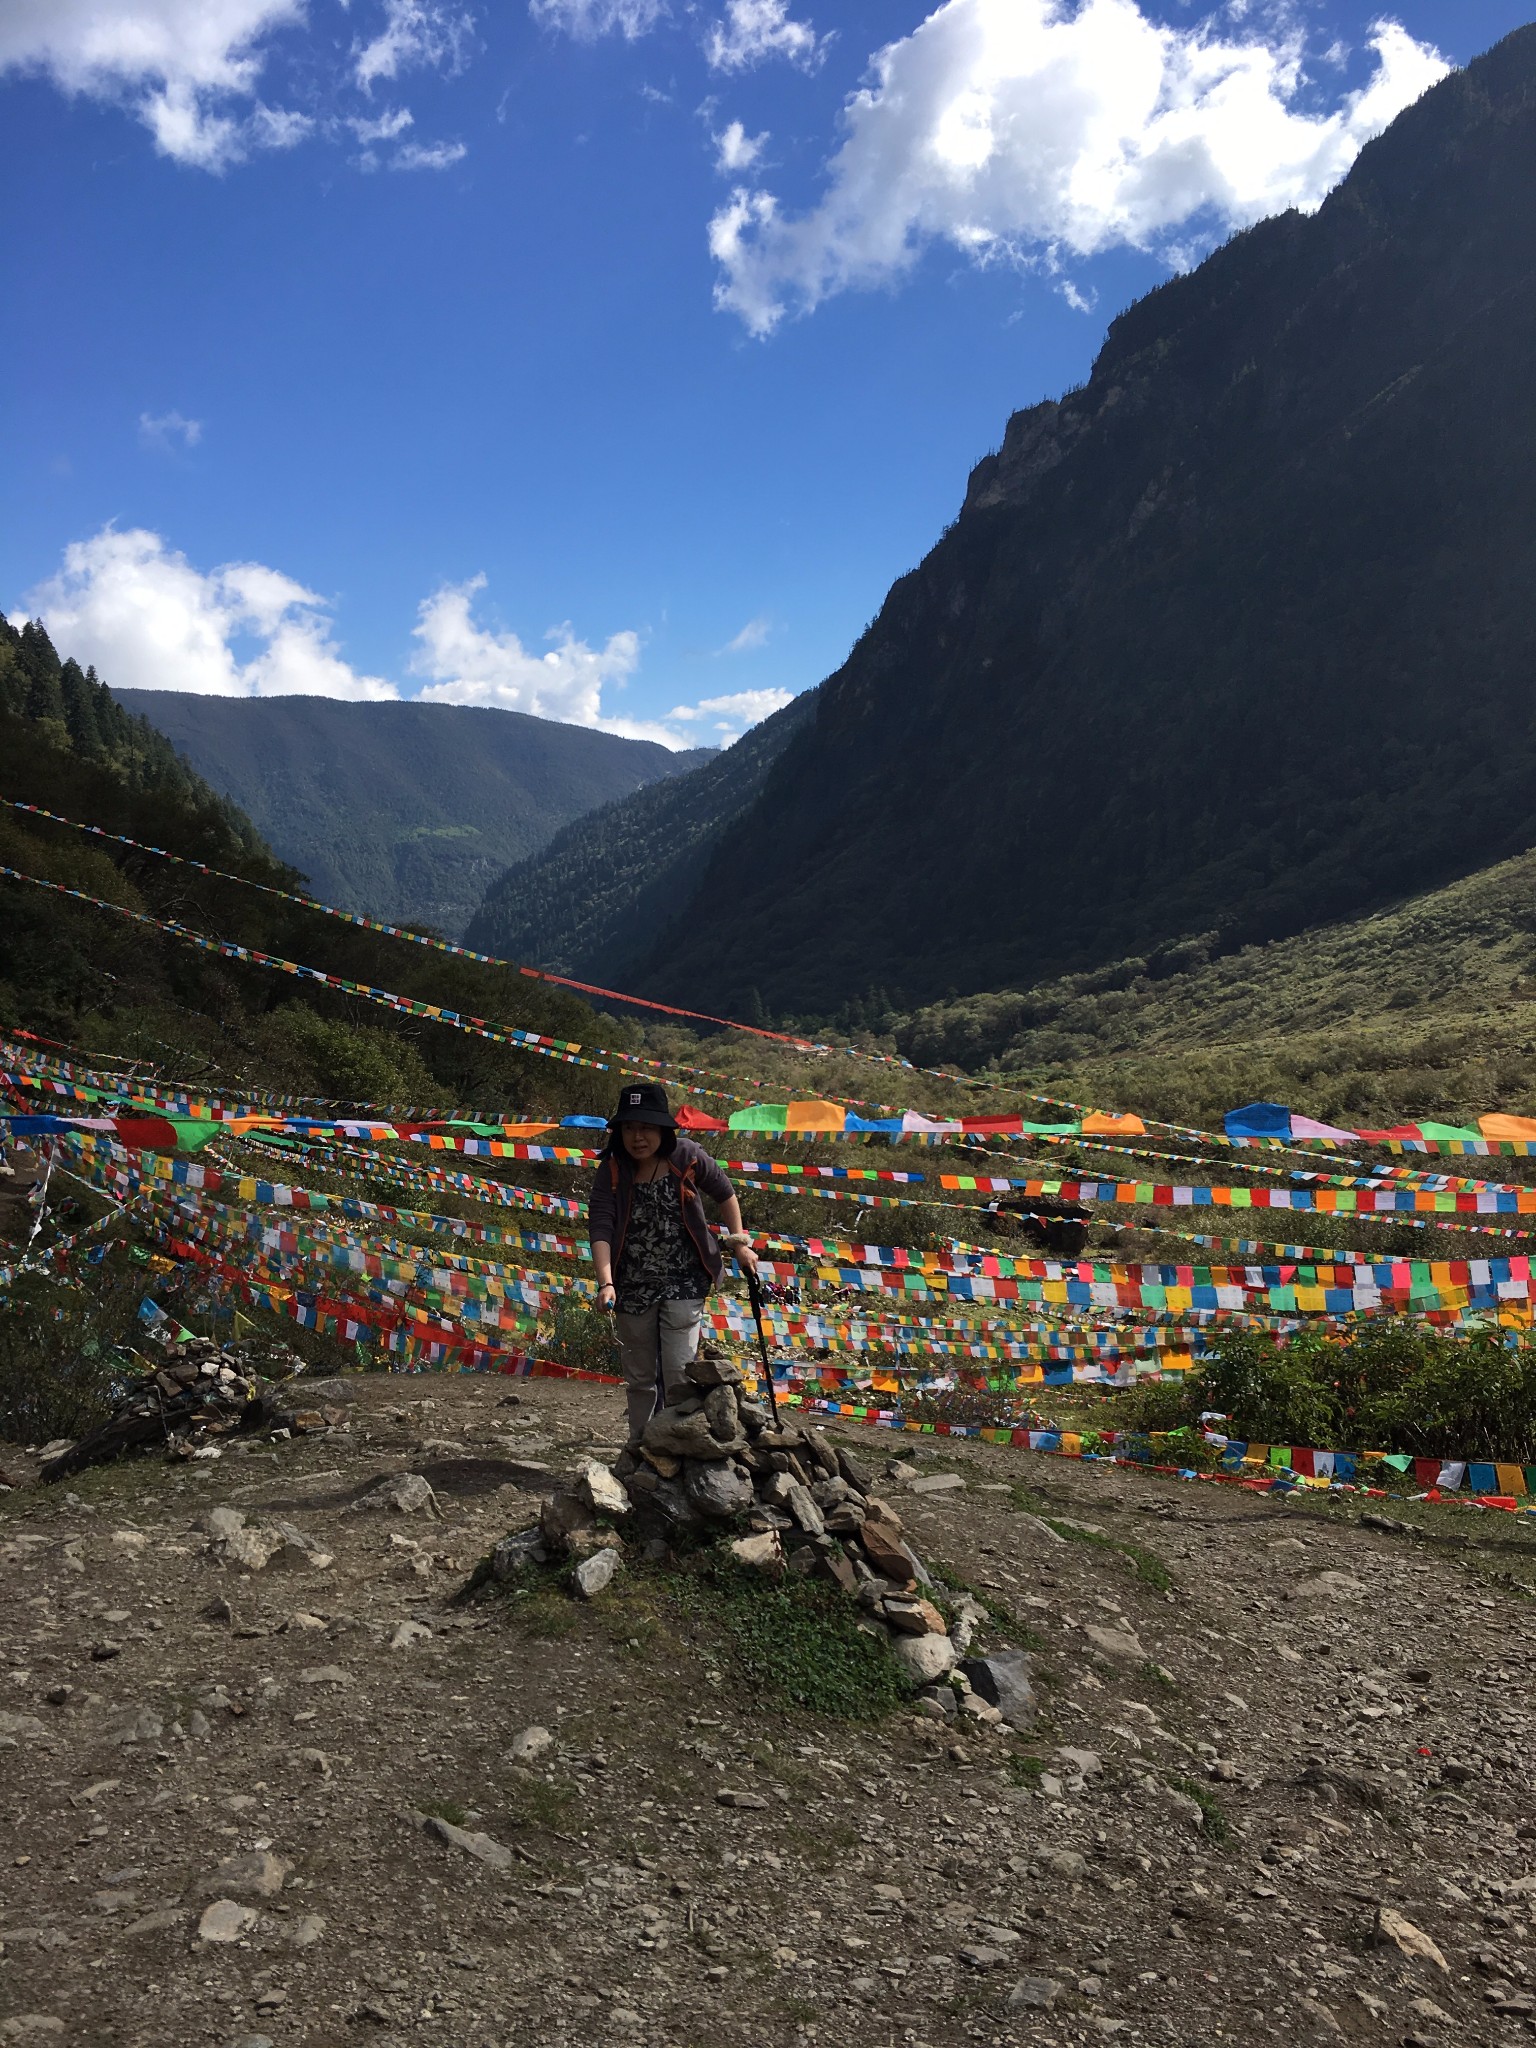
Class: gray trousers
614,1298,704,1445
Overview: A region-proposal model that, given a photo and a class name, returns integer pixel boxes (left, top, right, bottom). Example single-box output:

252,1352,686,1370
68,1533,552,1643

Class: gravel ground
2,1370,1534,2048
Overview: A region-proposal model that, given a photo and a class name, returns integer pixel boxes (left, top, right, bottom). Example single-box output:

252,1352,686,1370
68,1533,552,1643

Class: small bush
541,1296,620,1377
418,1796,469,1827
1192,1331,1343,1448
0,1250,144,1444
1111,1379,1197,1435
1167,1774,1229,1845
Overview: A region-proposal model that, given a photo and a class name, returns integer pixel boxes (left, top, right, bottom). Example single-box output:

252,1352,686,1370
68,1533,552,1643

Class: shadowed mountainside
599,29,1536,1020
465,689,816,982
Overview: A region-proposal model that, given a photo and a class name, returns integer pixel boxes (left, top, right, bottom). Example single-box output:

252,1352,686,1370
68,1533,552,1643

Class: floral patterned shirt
615,1172,710,1313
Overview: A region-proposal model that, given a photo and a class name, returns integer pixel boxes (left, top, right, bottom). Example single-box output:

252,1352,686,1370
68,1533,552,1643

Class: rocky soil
2,1369,1535,2048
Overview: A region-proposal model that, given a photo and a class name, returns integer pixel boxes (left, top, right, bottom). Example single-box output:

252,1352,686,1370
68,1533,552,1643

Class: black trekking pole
744,1261,779,1420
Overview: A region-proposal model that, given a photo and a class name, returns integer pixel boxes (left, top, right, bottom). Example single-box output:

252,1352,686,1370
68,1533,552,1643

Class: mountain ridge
584,27,1536,1021
117,690,712,937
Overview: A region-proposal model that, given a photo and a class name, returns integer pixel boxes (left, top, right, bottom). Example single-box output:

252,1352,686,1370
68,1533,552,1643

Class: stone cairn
483,1343,1034,1729
40,1336,332,1483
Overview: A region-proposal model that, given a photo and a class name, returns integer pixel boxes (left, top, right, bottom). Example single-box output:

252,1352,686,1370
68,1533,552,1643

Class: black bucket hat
609,1080,677,1129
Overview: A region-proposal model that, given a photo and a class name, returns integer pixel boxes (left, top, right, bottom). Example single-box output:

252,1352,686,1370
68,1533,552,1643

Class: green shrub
254,1006,439,1107
1191,1330,1342,1447
1111,1378,1197,1435
1185,1324,1536,1462
541,1296,620,1376
1347,1327,1536,1462
0,1249,143,1443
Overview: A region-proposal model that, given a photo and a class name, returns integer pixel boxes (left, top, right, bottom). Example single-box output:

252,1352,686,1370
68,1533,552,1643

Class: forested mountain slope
0,618,260,847
611,27,1536,1020
120,691,710,937
465,689,815,982
0,640,605,1115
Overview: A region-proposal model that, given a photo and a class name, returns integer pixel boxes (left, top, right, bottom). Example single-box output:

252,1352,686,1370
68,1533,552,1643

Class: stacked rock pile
482,1345,1035,1726
40,1336,328,1483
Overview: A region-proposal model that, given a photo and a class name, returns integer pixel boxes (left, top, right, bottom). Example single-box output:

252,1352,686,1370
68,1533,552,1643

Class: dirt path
2,1372,1534,2047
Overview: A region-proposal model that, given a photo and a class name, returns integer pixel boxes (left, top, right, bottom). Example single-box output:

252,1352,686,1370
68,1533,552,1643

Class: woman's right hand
595,1282,617,1312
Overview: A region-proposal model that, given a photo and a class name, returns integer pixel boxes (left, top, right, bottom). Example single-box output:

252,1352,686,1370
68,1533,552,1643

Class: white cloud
666,686,794,740
138,409,203,451
709,0,1450,335
528,0,669,43
714,118,767,173
705,0,824,73
0,0,311,169
350,106,415,144
247,101,311,148
718,613,771,653
23,537,799,743
412,575,792,747
412,574,652,731
23,527,397,701
392,136,467,169
353,0,475,92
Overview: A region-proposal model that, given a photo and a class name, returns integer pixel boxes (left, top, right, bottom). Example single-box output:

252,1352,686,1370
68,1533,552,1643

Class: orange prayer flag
785,1100,848,1131
1480,1114,1536,1141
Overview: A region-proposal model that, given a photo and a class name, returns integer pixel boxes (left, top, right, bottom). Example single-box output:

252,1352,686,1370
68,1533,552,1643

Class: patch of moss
1166,1774,1229,1845
670,1554,908,1722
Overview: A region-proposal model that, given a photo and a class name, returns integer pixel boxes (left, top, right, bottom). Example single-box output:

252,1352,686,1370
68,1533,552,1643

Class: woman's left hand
732,1240,759,1274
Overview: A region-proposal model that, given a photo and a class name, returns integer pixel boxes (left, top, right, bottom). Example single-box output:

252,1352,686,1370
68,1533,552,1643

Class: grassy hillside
893,845,1536,1131
119,690,711,939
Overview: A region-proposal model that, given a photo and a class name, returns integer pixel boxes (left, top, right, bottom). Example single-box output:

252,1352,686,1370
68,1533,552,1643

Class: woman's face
620,1120,663,1162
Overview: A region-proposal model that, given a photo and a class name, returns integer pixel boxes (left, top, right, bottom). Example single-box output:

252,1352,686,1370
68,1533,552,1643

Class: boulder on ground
963,1650,1036,1730
352,1473,437,1517
420,1814,513,1869
858,1519,916,1583
623,1474,702,1542
541,1490,596,1546
574,1460,630,1517
209,1516,330,1573
572,1549,621,1598
196,1899,259,1944
1083,1623,1146,1665
198,1850,291,1899
490,1528,548,1577
884,1597,948,1637
730,1530,785,1576
892,1633,957,1687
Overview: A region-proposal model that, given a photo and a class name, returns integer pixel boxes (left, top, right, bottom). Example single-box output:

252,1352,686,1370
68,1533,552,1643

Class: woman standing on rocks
588,1081,759,1448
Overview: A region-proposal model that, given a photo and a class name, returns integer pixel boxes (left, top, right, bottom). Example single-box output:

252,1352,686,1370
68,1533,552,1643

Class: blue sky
2,0,1528,748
